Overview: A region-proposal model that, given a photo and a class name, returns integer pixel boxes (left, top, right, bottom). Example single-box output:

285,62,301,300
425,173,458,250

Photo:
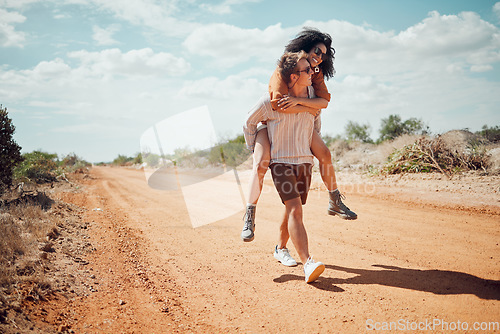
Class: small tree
477,125,500,142
0,105,23,192
345,121,373,143
378,114,428,143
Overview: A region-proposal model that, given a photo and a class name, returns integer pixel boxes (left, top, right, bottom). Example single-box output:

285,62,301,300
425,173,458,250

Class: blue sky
1,0,499,163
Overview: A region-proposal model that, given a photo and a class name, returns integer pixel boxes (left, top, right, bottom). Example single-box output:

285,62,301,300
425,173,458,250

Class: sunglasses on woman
313,47,326,59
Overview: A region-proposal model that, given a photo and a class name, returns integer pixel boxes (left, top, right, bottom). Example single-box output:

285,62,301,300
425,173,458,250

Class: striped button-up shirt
243,87,321,165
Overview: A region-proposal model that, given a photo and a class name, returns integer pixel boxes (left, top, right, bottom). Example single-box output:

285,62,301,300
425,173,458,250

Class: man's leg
284,197,325,283
284,197,309,264
273,210,297,267
278,210,290,249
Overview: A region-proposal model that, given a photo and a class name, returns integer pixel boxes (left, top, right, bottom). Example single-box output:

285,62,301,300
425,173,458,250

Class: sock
246,203,256,207
329,189,339,194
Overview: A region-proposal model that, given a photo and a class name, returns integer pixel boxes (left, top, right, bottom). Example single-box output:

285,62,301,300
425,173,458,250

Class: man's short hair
278,51,308,85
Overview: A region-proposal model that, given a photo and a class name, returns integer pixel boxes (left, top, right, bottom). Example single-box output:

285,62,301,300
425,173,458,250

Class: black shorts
270,163,312,205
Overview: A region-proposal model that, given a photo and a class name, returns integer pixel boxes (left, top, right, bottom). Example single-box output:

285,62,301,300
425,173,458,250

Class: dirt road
61,166,499,333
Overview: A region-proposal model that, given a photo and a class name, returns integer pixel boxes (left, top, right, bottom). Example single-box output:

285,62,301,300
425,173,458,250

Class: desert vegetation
0,106,92,331
122,113,498,178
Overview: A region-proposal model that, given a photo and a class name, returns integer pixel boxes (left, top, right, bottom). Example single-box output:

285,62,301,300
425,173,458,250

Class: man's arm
243,96,271,151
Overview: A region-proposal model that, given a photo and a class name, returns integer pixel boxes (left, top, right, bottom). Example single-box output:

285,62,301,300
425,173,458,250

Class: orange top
268,67,331,110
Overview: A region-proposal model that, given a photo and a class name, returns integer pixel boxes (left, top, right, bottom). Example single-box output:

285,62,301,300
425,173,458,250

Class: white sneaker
304,257,325,283
273,246,298,267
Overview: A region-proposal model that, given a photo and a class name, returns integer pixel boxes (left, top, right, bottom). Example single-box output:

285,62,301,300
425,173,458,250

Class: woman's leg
247,128,271,204
310,131,357,220
241,128,271,242
310,130,337,192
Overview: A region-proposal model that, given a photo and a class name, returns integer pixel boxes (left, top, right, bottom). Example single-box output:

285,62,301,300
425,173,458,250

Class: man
243,51,325,283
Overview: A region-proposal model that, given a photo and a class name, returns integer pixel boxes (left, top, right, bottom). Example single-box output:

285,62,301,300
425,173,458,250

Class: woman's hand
277,95,299,110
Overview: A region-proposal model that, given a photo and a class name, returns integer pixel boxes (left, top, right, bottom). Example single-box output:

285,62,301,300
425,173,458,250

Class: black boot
328,190,357,220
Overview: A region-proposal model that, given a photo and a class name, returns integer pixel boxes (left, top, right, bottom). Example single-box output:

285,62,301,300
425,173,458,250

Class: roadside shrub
476,125,500,143
208,135,250,167
0,105,23,193
61,153,91,172
14,151,58,183
322,134,342,148
143,153,161,167
133,152,142,164
382,136,488,177
112,154,133,166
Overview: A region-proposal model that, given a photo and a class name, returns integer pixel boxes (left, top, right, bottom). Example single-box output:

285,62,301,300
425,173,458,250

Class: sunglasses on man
296,66,313,75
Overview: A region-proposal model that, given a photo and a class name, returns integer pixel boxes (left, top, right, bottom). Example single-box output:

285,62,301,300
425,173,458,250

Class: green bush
208,135,249,167
378,114,429,143
14,151,58,183
0,105,23,192
60,153,91,172
322,134,342,148
143,153,161,167
476,125,500,143
112,154,133,166
345,121,373,143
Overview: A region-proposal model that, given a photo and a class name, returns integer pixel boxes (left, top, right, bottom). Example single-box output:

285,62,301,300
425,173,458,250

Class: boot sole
328,210,357,220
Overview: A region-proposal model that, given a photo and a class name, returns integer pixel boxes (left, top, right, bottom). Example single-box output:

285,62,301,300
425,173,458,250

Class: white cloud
92,24,120,45
309,11,500,79
0,8,26,47
470,64,493,72
494,2,500,20
0,0,39,9
32,58,72,77
67,48,191,78
178,75,266,100
0,48,192,114
200,0,262,15
82,0,199,37
183,23,291,67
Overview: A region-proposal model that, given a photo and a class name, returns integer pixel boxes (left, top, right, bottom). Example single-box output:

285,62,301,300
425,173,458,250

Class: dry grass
381,136,490,177
0,190,58,323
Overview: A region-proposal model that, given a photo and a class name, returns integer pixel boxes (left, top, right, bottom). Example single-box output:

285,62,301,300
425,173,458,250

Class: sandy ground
32,166,500,333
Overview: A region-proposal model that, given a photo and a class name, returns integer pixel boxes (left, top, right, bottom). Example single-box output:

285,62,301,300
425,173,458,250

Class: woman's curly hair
284,27,335,79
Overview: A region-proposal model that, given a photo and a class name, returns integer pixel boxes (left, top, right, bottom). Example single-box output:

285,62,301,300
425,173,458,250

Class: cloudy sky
1,0,500,163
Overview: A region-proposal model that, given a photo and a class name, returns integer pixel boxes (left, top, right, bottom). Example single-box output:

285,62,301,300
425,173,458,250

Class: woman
241,28,357,243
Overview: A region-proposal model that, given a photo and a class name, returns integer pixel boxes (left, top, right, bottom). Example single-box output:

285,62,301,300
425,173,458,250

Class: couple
242,28,357,283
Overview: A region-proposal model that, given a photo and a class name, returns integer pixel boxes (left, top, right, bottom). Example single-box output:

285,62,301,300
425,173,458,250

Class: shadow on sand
274,264,500,300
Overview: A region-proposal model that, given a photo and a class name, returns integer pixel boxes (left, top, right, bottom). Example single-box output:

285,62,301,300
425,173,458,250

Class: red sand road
64,166,499,333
